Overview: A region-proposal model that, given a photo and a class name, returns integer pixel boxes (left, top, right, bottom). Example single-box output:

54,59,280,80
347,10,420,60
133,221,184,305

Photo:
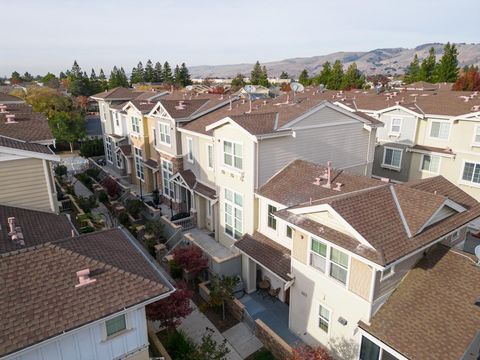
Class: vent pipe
75,269,97,288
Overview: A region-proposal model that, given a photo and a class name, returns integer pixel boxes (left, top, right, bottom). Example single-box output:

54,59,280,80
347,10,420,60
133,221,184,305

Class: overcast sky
2,0,478,76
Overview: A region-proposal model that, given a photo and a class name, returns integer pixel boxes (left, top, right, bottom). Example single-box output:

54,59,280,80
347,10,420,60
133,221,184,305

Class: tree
452,67,480,91
172,244,208,275
250,61,263,85
24,86,80,118
89,69,101,94
298,69,310,86
67,61,91,96
419,47,437,82
179,63,192,87
195,328,230,360
80,138,104,157
342,63,364,90
146,281,193,328
316,61,332,87
48,111,86,152
42,72,59,88
109,66,129,88
230,73,246,89
131,61,145,84
258,65,269,87
173,64,181,86
153,62,163,83
328,60,344,90
436,42,459,82
10,71,22,85
405,54,420,84
23,72,34,82
144,59,154,82
163,61,173,84
292,344,333,360
98,69,108,91
208,275,239,320
279,71,290,79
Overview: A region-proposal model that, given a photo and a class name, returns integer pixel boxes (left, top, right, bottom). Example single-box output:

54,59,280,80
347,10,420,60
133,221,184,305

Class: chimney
8,217,25,246
75,269,97,288
7,217,16,234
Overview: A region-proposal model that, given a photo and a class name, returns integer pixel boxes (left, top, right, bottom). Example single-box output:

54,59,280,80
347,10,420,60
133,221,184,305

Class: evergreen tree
173,64,181,86
279,71,290,79
144,59,154,82
163,61,173,84
131,61,145,83
118,67,129,87
230,73,246,89
298,69,310,86
23,72,34,82
179,63,192,86
89,69,101,94
328,60,344,90
109,66,128,88
59,71,67,79
10,71,22,84
419,47,437,82
316,62,332,87
153,62,163,83
67,61,90,96
436,42,459,83
250,61,263,85
258,65,269,87
405,54,420,84
98,69,108,91
342,63,364,90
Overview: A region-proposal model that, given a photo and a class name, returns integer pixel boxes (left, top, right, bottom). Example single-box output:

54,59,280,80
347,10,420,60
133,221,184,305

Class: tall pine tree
419,47,437,82
98,69,108,91
179,63,192,86
405,54,420,84
250,61,263,85
316,62,332,87
436,42,459,82
163,61,173,84
173,65,181,86
328,60,344,90
153,62,163,83
298,69,310,86
144,60,154,82
131,61,145,83
342,63,364,90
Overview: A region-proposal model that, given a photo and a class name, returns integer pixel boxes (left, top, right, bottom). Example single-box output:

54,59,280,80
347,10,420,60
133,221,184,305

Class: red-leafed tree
292,344,333,360
452,67,480,91
172,244,208,274
146,281,193,329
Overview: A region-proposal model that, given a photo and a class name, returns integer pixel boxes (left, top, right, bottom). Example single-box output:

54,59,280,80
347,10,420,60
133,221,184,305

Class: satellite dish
290,82,305,93
185,85,194,91
475,245,480,265
244,85,257,94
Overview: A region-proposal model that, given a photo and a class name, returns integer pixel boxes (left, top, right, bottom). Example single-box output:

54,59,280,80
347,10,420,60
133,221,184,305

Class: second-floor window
311,238,327,272
105,136,113,163
134,147,144,181
462,161,480,185
382,148,402,169
132,116,141,133
330,248,349,284
223,140,243,170
286,225,293,239
187,137,194,163
420,154,440,173
105,314,127,337
473,126,480,146
267,204,277,229
429,120,450,140
207,144,214,169
224,188,243,239
310,237,350,285
159,123,171,145
390,117,402,134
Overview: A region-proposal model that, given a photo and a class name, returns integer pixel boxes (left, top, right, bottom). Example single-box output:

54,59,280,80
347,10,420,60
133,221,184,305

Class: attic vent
7,217,24,246
5,114,16,124
75,269,96,288
0,104,7,112
175,101,186,110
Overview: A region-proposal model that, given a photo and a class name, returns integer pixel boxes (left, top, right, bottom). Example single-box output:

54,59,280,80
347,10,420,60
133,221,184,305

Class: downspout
255,140,259,190
365,127,372,176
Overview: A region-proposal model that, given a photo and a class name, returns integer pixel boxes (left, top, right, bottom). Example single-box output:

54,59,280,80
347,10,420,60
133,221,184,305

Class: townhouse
0,97,59,212
331,86,480,200
0,204,174,360
236,159,480,359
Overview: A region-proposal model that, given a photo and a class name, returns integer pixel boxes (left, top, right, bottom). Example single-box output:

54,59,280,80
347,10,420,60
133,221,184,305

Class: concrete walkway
178,300,261,359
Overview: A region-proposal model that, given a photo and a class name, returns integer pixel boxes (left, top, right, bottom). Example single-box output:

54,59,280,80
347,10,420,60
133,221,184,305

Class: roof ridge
389,185,413,238
310,183,389,206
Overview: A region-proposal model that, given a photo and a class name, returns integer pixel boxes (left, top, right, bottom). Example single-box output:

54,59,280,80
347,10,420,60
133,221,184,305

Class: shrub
86,167,101,180
169,260,183,279
79,138,104,158
164,330,197,360
126,199,143,218
79,226,95,234
101,177,120,198
145,220,164,240
292,344,333,360
76,195,98,213
76,173,93,190
117,212,130,226
98,191,108,203
146,237,157,257
55,164,68,178
172,245,208,274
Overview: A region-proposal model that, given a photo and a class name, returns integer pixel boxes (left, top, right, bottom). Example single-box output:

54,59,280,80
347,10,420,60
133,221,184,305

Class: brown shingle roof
194,182,216,200
257,159,381,206
359,245,480,360
117,144,132,156
0,136,53,155
235,231,291,281
0,104,53,142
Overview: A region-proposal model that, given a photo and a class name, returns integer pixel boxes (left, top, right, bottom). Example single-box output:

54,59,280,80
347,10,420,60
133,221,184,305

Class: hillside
189,43,480,79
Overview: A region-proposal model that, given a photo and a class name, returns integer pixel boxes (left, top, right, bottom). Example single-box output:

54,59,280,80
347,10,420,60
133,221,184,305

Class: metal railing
172,216,194,230
59,198,73,212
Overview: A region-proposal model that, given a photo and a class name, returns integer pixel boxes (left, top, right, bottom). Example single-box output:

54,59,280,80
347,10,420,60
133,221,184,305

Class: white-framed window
105,136,113,163
132,116,141,133
390,117,402,134
286,225,293,239
461,161,480,185
318,304,330,333
116,152,123,169
134,147,144,181
161,159,174,198
223,140,243,170
112,111,119,126
473,125,480,146
159,122,171,145
105,314,127,337
152,128,157,147
382,147,402,169
207,200,212,218
310,237,327,273
380,265,395,281
267,204,277,230
187,137,194,163
224,188,243,239
207,144,214,169
330,247,349,285
429,120,450,140
420,154,440,173
359,336,398,360
310,237,350,285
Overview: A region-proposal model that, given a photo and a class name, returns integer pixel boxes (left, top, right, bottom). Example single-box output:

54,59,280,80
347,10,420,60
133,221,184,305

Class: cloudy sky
2,0,478,76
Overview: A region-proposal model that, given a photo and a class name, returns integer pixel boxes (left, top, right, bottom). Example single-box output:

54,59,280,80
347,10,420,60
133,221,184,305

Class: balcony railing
172,216,194,230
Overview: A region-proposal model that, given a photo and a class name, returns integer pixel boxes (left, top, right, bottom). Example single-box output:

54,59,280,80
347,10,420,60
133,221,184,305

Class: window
134,147,144,180
207,200,212,218
187,137,194,163
329,247,349,284
105,136,113,163
267,204,277,230
310,238,327,273
462,162,480,184
162,159,174,198
132,116,141,133
223,140,243,170
380,266,394,281
159,123,171,145
105,314,126,337
207,144,214,169
286,225,293,239
360,336,380,360
152,128,157,147
318,304,330,333
390,117,402,134
429,121,450,140
474,126,480,145
382,148,402,169
116,152,123,169
224,188,243,239
112,111,119,126
420,154,440,173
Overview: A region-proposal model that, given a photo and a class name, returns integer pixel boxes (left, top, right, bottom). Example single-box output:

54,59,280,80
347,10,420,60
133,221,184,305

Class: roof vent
7,217,25,246
5,114,17,124
333,182,343,191
175,100,186,110
380,177,390,183
471,105,480,112
75,269,97,288
0,104,7,112
321,161,333,189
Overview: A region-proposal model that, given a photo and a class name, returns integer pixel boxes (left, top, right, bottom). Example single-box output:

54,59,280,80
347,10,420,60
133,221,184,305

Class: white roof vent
5,114,16,124
75,269,97,288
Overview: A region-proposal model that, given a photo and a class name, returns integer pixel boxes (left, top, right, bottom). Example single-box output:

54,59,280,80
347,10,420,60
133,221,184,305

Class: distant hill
189,43,480,79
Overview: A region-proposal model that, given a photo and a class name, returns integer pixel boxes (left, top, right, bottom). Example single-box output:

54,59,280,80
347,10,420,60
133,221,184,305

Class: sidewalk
178,300,261,360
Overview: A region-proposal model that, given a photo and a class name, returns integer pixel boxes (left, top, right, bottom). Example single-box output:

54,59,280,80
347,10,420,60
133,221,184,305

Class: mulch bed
192,292,239,333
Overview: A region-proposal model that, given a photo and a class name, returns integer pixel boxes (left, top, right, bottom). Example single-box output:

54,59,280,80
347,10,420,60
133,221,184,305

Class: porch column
242,254,256,294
